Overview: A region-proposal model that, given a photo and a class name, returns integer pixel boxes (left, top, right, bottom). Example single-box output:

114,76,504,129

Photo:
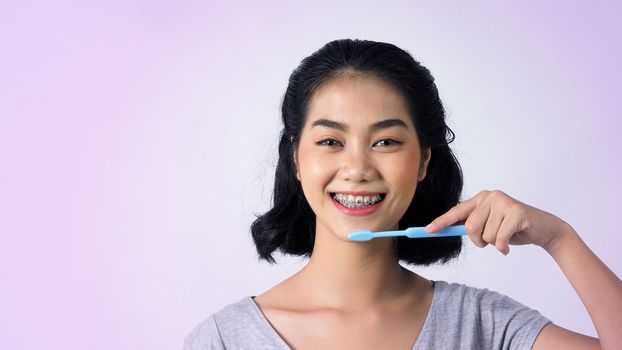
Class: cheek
383,153,420,180
298,147,335,177
305,158,331,177
297,148,336,197
381,154,421,203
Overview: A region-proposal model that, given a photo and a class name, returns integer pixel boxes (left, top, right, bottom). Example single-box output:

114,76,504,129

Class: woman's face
294,74,431,240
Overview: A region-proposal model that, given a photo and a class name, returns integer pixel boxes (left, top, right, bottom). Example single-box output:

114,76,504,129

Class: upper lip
329,191,386,196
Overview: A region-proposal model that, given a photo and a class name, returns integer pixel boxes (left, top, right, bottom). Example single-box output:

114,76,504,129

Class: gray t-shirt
184,280,551,349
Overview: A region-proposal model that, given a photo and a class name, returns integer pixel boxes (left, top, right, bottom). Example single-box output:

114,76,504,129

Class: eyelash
315,138,403,148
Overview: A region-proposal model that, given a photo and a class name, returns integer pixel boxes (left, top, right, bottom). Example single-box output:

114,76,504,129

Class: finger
425,199,476,232
495,215,520,255
464,202,491,248
481,204,503,246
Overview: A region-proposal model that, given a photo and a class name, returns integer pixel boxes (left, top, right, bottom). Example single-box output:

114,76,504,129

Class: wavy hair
251,39,463,265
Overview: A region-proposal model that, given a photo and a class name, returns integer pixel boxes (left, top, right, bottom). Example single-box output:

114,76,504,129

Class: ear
418,148,432,181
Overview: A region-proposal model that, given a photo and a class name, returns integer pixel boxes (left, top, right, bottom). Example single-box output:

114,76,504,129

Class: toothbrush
348,224,467,241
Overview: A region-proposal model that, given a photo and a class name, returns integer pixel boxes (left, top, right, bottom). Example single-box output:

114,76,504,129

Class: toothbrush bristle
348,230,374,241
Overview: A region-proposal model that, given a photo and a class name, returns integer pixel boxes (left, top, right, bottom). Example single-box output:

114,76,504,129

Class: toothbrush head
348,230,374,241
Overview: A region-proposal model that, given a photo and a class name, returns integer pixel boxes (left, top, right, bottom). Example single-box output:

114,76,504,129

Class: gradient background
2,1,621,349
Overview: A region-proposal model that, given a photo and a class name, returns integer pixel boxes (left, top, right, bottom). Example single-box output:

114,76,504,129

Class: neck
293,219,422,312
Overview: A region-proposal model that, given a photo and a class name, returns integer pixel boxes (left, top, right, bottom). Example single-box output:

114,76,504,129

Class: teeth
332,193,384,208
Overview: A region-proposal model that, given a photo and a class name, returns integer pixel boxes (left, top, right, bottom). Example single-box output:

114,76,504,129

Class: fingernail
425,224,433,232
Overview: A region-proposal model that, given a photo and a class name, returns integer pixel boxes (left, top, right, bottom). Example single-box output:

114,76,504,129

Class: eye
315,138,403,148
316,138,343,147
374,138,403,147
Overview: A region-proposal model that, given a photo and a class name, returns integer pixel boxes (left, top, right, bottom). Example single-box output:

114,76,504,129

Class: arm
425,190,622,350
532,222,622,350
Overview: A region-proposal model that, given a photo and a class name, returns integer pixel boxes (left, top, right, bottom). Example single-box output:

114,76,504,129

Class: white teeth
332,193,384,208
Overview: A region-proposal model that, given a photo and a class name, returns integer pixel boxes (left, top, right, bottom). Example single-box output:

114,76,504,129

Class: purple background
1,1,620,349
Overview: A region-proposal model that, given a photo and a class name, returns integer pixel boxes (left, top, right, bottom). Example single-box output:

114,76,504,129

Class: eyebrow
310,118,409,132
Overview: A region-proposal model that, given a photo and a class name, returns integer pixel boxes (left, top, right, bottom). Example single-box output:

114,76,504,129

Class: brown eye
316,138,343,147
374,139,403,147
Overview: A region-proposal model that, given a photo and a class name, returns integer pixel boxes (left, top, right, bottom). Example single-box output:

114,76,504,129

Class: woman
185,39,622,349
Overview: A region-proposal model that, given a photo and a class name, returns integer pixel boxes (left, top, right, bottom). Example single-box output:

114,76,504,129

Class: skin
254,72,622,349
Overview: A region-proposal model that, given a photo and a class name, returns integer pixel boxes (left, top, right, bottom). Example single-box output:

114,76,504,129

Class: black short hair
251,39,464,266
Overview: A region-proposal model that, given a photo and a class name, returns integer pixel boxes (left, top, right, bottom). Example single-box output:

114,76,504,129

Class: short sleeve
475,288,551,350
184,314,226,350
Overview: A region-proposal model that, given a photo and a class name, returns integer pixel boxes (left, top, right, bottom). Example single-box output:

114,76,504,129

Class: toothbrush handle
374,230,408,238
406,225,467,238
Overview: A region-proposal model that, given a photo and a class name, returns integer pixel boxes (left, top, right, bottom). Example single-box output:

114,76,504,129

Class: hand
424,190,572,255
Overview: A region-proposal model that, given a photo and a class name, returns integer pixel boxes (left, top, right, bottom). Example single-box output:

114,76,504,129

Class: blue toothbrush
348,224,467,241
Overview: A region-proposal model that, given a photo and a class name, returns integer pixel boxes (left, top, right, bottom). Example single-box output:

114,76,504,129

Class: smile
329,192,386,216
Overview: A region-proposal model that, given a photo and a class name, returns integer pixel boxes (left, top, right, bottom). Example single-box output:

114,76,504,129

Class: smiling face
293,73,431,240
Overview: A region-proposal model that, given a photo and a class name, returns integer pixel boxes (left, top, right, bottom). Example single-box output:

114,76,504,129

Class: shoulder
185,296,290,349
433,279,550,321
184,313,225,350
184,297,251,350
433,280,538,313
423,280,550,349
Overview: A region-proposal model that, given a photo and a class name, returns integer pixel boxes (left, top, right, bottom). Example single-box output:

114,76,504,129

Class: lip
329,192,386,216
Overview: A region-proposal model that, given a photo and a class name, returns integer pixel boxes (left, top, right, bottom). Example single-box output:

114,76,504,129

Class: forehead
306,74,415,131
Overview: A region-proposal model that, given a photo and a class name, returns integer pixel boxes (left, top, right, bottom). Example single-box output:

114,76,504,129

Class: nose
340,146,376,182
